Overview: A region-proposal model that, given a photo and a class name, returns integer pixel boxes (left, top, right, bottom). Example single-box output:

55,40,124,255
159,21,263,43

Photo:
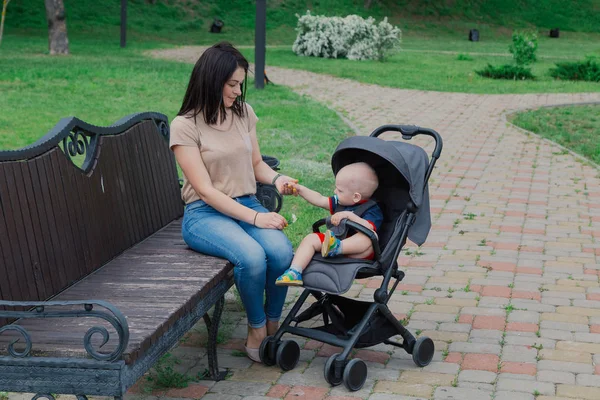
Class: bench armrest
0,300,129,362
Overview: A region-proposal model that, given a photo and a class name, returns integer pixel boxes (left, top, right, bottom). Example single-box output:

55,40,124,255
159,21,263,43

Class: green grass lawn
237,36,600,94
510,104,600,166
0,35,350,246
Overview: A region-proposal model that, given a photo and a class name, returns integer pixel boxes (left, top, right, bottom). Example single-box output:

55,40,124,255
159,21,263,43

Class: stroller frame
260,125,443,391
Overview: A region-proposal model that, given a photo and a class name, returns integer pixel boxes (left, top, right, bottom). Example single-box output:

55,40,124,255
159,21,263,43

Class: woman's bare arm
173,145,287,229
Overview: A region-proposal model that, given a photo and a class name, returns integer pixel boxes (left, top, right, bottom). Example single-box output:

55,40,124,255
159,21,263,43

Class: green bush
476,64,535,80
457,53,473,61
550,57,600,82
509,31,538,66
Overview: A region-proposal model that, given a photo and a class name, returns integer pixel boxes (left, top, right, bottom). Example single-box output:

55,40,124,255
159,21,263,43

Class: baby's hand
282,181,299,196
330,211,352,226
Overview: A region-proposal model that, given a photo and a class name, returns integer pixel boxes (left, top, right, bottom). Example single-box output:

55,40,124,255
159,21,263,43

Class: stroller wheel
343,358,368,392
259,335,277,366
323,353,344,386
412,336,435,367
276,340,300,371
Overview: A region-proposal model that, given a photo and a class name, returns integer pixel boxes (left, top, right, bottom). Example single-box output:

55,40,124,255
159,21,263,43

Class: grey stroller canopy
331,135,432,246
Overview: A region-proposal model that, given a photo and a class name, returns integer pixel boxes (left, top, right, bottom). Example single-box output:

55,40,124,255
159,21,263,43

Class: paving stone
496,377,555,395
283,386,329,400
399,370,455,386
210,381,271,396
456,381,494,391
504,335,556,349
373,381,434,398
229,363,282,383
437,323,472,333
537,360,594,374
576,373,600,387
201,395,242,400
540,348,592,363
501,345,538,363
457,370,497,383
493,392,535,400
556,340,600,354
508,310,540,323
511,300,556,313
368,394,428,400
433,386,492,399
556,384,600,399
536,370,576,384
469,329,502,344
574,332,600,343
422,361,460,375
243,397,277,400
448,342,501,354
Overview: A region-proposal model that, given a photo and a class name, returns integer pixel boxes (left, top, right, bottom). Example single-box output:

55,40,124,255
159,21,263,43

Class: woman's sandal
244,344,261,363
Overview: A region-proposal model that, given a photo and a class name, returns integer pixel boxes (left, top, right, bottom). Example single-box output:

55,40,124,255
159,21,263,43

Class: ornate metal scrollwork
157,120,169,139
60,128,97,172
0,325,32,357
64,130,89,158
0,300,129,362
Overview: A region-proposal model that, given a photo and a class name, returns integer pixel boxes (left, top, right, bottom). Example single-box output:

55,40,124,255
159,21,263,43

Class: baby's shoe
276,268,303,286
321,230,342,257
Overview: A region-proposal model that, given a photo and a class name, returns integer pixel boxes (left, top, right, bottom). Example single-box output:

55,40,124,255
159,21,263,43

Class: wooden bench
0,113,281,399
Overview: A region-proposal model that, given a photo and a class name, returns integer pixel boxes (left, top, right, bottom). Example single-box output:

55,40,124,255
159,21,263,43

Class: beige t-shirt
170,104,259,204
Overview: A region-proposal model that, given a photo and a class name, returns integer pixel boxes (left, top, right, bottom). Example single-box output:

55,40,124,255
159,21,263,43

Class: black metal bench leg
203,295,228,380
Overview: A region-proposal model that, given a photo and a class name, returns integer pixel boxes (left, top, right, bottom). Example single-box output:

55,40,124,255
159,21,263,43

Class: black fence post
120,0,127,48
255,0,266,89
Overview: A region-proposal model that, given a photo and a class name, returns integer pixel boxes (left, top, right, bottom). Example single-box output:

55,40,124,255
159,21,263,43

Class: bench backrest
0,113,182,315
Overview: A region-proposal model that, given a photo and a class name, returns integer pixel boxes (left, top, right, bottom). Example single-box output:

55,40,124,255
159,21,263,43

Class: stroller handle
369,125,443,159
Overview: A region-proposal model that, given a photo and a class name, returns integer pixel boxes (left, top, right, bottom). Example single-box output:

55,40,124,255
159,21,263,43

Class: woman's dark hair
178,42,249,125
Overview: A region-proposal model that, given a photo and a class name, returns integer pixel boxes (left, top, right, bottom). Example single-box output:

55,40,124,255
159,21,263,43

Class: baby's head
334,162,379,206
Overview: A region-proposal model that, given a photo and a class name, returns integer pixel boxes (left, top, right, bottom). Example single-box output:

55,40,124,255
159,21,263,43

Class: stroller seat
260,125,443,392
302,254,378,294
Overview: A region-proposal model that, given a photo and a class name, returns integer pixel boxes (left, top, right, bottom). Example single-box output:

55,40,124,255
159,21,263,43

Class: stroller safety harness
260,125,443,392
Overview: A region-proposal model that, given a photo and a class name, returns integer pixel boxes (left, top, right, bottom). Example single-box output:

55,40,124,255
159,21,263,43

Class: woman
170,42,297,362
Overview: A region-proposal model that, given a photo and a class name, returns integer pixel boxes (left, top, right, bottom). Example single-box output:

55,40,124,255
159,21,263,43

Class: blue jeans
182,195,293,328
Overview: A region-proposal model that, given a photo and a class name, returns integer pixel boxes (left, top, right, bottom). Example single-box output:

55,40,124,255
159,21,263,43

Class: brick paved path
10,48,600,400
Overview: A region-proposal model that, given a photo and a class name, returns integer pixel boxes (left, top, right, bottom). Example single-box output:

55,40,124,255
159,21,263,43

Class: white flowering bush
292,11,401,61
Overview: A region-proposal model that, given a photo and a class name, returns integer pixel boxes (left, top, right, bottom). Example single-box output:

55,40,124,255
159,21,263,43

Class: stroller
259,124,443,391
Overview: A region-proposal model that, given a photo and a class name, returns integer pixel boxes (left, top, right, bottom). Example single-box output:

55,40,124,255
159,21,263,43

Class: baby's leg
290,233,322,272
322,230,374,259
340,233,374,259
276,233,321,287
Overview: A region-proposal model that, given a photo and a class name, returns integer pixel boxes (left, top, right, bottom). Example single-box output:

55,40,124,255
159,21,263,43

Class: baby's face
334,177,356,206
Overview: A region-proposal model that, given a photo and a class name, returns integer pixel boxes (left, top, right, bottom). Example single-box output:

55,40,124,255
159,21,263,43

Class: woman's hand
275,175,299,196
330,211,353,226
254,212,288,230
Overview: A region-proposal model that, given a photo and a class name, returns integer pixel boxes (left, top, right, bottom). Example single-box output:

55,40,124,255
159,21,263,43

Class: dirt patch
147,46,209,63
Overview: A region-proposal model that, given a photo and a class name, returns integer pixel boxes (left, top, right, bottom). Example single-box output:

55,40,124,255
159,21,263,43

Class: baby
276,162,383,286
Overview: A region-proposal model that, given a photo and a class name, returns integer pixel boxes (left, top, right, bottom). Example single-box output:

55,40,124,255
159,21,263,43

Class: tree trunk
44,0,69,55
364,0,374,9
0,0,10,47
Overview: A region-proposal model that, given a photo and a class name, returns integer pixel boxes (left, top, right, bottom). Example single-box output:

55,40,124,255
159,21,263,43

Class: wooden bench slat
137,123,170,230
105,135,139,249
124,126,155,236
47,150,87,286
14,162,50,300
102,136,133,255
28,158,62,296
0,163,38,301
